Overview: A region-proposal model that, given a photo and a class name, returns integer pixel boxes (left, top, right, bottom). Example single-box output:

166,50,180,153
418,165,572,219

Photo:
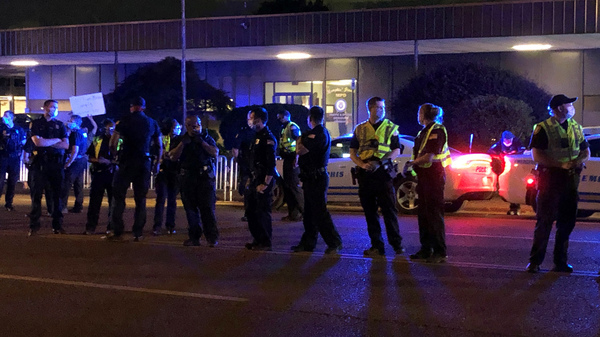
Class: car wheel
444,199,464,213
394,178,418,215
271,179,285,210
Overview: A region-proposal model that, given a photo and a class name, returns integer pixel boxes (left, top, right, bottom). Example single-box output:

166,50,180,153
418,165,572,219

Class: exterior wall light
276,52,311,60
11,60,39,66
511,44,552,51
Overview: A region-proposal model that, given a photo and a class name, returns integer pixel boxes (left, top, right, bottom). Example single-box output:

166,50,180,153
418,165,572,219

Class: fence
16,155,240,201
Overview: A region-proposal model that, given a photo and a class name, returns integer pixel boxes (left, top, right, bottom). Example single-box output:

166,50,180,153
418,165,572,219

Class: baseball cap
501,130,514,139
548,94,577,110
130,96,146,107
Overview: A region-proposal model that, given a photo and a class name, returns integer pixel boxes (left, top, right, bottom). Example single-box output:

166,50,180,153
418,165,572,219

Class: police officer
105,96,162,242
488,130,524,215
525,94,590,273
244,107,277,251
277,110,304,221
349,96,404,257
404,103,452,264
28,99,69,236
153,119,182,236
169,115,219,247
0,110,26,211
232,117,255,222
61,115,89,213
291,106,342,254
84,118,118,235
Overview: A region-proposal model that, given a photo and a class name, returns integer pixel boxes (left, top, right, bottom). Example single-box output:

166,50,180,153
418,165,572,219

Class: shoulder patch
428,134,438,140
533,125,542,135
267,140,275,146
308,134,316,139
392,130,399,136
255,139,260,145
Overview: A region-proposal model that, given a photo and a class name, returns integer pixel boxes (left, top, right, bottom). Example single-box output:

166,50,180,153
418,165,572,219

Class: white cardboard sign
69,93,106,116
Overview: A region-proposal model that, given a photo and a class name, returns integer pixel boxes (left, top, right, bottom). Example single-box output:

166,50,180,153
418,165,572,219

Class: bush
447,95,535,152
391,62,551,148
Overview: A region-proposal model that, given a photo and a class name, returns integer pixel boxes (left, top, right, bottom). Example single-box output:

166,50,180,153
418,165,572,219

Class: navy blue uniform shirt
30,117,67,156
250,126,277,180
0,123,26,157
179,132,217,171
115,111,160,162
298,124,330,172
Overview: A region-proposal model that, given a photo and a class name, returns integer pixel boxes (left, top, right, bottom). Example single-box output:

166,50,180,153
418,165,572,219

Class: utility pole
181,0,187,122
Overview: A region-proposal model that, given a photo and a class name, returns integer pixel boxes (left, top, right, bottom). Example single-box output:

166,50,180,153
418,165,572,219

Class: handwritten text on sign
69,93,106,116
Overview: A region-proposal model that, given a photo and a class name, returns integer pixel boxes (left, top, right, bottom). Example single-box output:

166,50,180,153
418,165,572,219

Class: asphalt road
0,195,599,337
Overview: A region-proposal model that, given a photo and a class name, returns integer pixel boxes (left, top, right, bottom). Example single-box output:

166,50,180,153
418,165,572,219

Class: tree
104,57,232,125
390,62,551,151
254,0,329,14
448,95,535,152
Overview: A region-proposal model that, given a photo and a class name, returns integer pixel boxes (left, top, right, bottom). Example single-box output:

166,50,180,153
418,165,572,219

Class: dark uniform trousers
86,169,114,232
300,172,342,249
530,169,579,266
415,170,447,256
180,171,218,242
357,168,402,251
0,155,20,207
61,157,87,211
29,159,64,230
282,153,304,218
154,170,179,231
111,159,151,237
245,180,274,247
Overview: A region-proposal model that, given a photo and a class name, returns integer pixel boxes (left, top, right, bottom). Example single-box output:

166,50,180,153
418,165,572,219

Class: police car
275,134,498,214
498,134,600,217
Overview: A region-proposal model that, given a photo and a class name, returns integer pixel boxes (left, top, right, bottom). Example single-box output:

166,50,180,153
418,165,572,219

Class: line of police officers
3,93,588,272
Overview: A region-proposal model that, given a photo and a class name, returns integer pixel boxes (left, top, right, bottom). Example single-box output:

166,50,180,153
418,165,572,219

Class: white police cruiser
498,134,600,217
275,134,498,214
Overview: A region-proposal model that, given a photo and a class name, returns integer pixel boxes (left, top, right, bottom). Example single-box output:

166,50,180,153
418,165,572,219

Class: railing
15,155,240,201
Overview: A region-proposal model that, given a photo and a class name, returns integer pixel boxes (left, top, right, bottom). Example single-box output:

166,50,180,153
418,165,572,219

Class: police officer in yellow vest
277,110,304,221
526,94,590,273
350,97,404,256
403,103,452,264
84,118,119,234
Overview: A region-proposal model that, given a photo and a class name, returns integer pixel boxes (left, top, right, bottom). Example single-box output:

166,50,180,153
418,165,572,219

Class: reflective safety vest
355,119,399,160
279,121,300,153
93,136,121,159
412,123,452,168
536,117,584,162
163,134,172,152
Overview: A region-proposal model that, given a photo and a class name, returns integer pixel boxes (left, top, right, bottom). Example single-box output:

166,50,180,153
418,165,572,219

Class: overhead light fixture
276,52,311,60
512,44,552,51
11,60,39,66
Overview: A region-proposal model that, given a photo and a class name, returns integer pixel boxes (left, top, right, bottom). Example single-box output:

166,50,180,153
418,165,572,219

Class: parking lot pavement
1,194,600,336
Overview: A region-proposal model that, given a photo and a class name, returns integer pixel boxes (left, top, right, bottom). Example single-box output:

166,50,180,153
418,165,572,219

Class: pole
414,40,419,74
181,0,187,122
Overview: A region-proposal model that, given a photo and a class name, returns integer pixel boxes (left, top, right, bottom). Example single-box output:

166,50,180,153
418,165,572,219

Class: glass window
325,79,356,139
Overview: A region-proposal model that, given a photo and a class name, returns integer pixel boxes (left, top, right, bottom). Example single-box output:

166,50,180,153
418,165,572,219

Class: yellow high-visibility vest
535,117,584,162
279,121,300,153
355,119,399,160
412,123,452,168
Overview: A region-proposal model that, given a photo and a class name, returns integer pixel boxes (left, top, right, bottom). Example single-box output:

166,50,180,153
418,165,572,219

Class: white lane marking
0,273,248,302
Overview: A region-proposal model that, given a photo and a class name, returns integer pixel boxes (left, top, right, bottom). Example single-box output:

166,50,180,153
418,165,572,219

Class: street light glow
10,60,39,66
512,44,552,51
276,52,311,60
